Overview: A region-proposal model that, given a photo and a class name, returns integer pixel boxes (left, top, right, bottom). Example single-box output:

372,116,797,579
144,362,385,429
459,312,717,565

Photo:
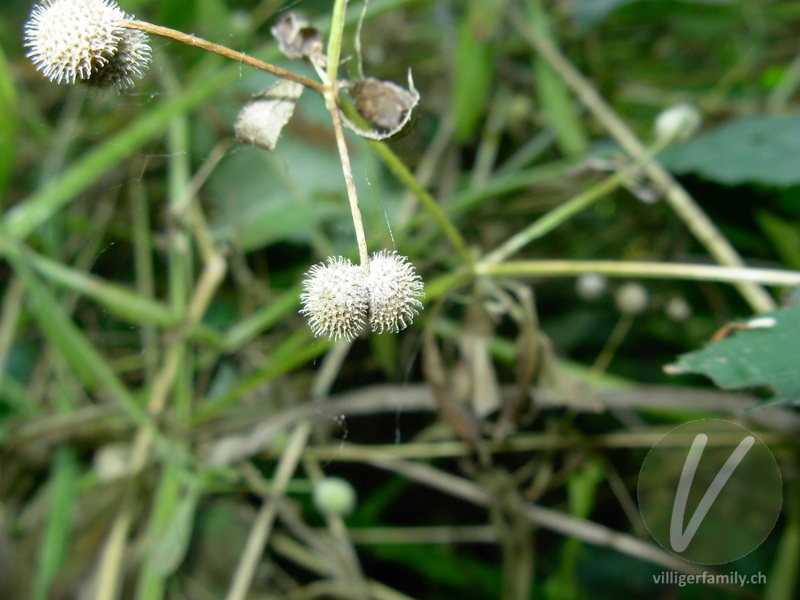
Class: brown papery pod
343,70,420,141
270,12,325,65
234,80,304,152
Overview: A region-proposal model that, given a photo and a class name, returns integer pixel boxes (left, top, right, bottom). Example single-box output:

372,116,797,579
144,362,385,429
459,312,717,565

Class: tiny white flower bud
664,296,692,322
24,0,150,90
367,251,424,333
93,442,131,481
615,282,649,316
654,102,701,144
300,257,369,342
313,477,357,518
576,273,607,301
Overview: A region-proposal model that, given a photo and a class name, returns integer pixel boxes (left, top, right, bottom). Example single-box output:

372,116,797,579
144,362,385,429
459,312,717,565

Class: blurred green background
1,0,799,599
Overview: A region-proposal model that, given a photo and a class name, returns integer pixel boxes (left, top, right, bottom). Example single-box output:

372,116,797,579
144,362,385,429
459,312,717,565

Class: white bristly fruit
367,250,424,333
300,256,369,342
24,0,150,90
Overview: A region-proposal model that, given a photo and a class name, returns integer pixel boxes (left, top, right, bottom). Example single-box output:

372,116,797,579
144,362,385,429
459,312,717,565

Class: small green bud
313,477,356,518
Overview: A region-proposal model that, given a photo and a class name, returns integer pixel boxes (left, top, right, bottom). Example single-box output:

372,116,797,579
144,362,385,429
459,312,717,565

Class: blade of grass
135,464,182,600
31,447,79,600
1,239,162,440
526,0,588,157
543,457,604,599
452,3,493,143
129,178,159,380
0,276,25,400
765,483,800,600
0,43,17,198
222,285,302,351
18,242,177,326
194,329,328,424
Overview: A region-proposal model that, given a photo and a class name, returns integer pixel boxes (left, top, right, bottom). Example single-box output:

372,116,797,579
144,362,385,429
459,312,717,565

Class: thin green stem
325,0,370,266
329,96,370,267
478,260,800,288
334,97,474,267
591,314,634,375
483,170,626,265
326,0,348,86
483,141,669,265
366,136,475,268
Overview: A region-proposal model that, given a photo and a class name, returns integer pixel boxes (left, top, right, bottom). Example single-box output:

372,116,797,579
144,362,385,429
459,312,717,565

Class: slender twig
224,421,313,600
123,20,326,94
366,455,705,574
591,314,635,375
271,533,420,600
224,339,353,600
94,104,228,599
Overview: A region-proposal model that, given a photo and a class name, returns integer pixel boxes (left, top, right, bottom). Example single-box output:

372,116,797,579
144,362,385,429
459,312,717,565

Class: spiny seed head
83,28,150,90
367,251,424,333
300,257,369,342
24,0,150,90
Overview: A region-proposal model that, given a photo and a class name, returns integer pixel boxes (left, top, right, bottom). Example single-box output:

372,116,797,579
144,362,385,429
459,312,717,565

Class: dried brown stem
123,19,326,95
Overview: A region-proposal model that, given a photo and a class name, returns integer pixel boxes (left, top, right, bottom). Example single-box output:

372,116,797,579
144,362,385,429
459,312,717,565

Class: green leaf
665,303,800,407
660,114,800,187
207,139,344,251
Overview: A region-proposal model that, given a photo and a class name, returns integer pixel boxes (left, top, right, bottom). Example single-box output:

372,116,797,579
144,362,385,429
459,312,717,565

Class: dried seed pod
235,80,304,152
271,12,325,64
344,71,420,140
351,77,417,131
